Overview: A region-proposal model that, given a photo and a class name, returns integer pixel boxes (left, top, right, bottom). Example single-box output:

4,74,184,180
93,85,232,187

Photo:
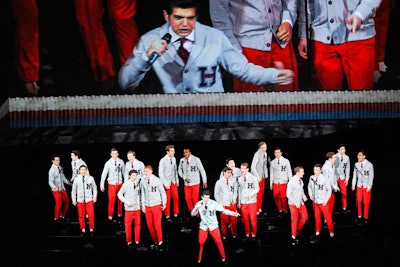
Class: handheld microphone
148,33,172,65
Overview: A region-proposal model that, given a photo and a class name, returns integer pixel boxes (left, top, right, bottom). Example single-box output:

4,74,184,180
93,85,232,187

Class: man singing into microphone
118,0,294,94
191,189,240,264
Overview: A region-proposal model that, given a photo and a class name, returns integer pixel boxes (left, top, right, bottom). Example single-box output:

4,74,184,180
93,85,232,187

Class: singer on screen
118,0,294,94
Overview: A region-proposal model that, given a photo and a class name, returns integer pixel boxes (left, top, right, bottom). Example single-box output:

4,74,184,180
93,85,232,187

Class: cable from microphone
148,33,172,65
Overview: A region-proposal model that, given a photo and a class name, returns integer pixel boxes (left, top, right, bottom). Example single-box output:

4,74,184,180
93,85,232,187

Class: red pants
289,203,308,237
10,0,40,83
312,38,375,90
220,203,238,238
355,186,372,219
272,183,288,212
77,201,95,230
124,209,141,243
184,184,200,213
328,192,335,216
107,183,123,218
51,190,69,220
313,202,334,233
164,183,179,218
256,179,265,212
374,0,392,69
234,39,299,92
337,178,348,209
240,202,258,236
197,227,226,262
145,204,163,243
73,0,139,82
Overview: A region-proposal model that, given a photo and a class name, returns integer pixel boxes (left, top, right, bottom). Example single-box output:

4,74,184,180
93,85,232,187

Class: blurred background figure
73,0,139,94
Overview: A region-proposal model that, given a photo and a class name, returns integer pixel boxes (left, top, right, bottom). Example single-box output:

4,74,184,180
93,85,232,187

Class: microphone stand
180,204,192,233
180,161,191,233
115,164,125,235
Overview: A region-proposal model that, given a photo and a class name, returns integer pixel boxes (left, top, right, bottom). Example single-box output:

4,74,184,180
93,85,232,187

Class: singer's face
111,150,119,159
144,167,153,177
53,157,61,166
166,8,197,37
201,194,210,203
79,166,87,176
313,167,321,175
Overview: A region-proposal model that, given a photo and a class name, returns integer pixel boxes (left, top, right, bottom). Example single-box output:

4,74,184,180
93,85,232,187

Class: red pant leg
289,204,299,237
11,0,40,82
73,0,116,82
257,179,265,212
164,186,171,217
337,178,348,209
234,39,299,92
52,191,62,219
107,184,117,218
210,228,226,260
77,202,86,230
106,0,139,65
116,183,123,216
124,210,135,243
86,201,95,230
60,189,70,218
170,183,180,216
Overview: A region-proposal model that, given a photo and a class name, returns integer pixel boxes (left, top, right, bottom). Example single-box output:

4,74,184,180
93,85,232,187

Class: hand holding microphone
147,33,172,65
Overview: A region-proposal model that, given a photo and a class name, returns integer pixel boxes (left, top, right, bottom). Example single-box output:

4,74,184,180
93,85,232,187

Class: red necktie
277,159,280,165
244,176,246,182
170,158,172,164
263,154,266,159
133,182,136,189
114,160,117,166
131,162,134,169
178,38,189,63
341,155,343,162
226,179,228,185
148,178,150,185
204,203,208,210
187,159,189,165
74,162,76,167
361,163,363,168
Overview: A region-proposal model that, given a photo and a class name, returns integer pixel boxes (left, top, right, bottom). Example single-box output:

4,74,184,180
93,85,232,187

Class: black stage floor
32,210,394,267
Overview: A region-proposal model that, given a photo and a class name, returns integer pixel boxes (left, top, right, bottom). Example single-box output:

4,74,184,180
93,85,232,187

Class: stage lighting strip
4,90,400,127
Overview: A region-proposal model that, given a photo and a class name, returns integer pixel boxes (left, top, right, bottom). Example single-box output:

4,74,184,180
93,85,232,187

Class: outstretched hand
274,61,294,85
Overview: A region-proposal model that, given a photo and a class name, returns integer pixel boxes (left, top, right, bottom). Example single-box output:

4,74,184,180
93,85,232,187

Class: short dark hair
129,169,138,175
71,150,81,158
79,165,87,170
225,157,233,165
314,163,322,169
165,0,200,16
201,189,211,196
223,166,232,173
166,145,175,152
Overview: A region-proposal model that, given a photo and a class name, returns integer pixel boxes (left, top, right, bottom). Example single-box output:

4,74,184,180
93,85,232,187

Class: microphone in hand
148,33,172,65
